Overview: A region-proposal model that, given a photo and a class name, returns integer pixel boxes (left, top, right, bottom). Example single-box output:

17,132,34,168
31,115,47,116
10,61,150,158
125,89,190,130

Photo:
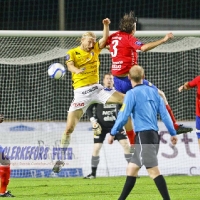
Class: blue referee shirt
111,84,176,136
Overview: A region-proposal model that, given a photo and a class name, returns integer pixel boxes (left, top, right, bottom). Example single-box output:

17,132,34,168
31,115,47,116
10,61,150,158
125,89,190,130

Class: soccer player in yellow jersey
52,18,128,173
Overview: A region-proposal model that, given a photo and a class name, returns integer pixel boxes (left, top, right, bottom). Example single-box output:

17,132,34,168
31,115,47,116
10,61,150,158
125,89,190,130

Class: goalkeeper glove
90,117,102,136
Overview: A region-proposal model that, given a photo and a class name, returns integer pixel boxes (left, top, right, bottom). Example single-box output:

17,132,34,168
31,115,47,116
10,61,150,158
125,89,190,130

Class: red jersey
107,31,144,76
188,76,200,116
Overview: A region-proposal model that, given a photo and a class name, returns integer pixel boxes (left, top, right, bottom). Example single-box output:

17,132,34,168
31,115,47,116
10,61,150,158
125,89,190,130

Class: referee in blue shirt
108,65,178,200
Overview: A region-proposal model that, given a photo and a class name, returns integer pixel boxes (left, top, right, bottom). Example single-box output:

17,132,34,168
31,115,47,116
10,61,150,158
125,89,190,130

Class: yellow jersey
66,42,102,89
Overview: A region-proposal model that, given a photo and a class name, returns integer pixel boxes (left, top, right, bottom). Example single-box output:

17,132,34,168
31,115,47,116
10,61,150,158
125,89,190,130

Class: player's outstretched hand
178,85,184,92
108,135,115,144
102,18,111,25
0,114,4,123
170,136,178,145
163,32,174,42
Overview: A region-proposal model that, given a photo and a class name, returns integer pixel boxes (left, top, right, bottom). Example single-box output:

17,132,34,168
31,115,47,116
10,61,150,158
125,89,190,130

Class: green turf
8,176,200,199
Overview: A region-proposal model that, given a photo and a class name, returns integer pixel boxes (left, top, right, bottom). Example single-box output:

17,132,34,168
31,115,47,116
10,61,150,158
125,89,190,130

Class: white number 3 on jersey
110,40,119,57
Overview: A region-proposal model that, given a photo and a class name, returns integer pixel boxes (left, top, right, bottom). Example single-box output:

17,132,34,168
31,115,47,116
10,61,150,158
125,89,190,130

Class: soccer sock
91,156,100,176
118,176,136,200
0,165,10,194
165,104,179,130
124,154,132,163
154,175,171,200
60,133,71,159
126,130,136,145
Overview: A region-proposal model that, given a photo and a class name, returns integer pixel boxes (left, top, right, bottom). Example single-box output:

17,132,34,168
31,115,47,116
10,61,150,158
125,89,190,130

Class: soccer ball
48,63,66,80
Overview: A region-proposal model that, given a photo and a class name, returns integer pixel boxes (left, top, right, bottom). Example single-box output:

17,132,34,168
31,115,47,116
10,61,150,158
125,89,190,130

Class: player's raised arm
178,82,191,92
98,18,111,49
141,32,174,52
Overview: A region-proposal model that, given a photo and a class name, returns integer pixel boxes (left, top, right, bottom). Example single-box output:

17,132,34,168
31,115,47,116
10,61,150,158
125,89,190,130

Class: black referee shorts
130,130,160,168
94,128,127,143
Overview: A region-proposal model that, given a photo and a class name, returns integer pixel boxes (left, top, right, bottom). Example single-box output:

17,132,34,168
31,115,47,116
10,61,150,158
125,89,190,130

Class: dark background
0,0,199,30
0,0,199,121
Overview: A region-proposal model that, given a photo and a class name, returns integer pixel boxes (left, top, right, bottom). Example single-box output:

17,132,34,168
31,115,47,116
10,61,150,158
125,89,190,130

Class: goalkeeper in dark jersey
84,73,132,179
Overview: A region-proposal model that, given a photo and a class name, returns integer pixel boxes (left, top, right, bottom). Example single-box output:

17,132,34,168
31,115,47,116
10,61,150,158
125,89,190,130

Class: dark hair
119,11,137,33
103,72,112,79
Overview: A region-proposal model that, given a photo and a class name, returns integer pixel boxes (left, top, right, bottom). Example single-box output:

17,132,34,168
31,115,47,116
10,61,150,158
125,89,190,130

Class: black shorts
94,128,127,143
130,130,160,168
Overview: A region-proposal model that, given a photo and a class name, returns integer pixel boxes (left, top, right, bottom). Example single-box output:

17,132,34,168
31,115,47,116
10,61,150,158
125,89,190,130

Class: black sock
91,156,99,176
154,175,170,200
118,176,136,200
124,154,132,163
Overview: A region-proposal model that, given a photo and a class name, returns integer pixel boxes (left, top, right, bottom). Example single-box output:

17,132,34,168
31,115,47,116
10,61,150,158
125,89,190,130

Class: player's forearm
141,39,165,52
159,99,176,136
110,111,129,135
66,63,79,73
182,82,191,90
99,24,110,48
162,114,177,136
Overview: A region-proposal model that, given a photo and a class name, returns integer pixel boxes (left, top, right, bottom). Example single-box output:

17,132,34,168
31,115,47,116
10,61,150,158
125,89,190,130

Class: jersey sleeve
158,97,176,136
94,42,102,55
188,76,200,88
65,49,75,63
129,36,144,51
111,91,135,135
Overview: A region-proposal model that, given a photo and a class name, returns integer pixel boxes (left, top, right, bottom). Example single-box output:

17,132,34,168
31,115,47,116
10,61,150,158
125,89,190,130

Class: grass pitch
9,176,199,199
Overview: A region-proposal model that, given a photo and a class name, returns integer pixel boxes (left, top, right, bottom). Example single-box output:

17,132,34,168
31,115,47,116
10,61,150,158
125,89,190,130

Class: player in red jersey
0,114,15,197
106,11,193,135
178,76,200,149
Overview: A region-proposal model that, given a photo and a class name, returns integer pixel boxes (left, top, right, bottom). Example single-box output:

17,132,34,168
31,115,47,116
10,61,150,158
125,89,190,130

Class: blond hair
82,31,96,41
129,65,144,83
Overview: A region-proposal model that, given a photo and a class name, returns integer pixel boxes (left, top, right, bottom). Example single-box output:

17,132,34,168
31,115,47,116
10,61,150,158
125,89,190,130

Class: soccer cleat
0,191,15,197
176,124,193,135
83,173,96,179
52,160,65,173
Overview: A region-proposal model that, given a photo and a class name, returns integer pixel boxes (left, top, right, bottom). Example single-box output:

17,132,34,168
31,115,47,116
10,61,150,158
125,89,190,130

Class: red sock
126,130,136,145
0,165,10,194
165,104,179,130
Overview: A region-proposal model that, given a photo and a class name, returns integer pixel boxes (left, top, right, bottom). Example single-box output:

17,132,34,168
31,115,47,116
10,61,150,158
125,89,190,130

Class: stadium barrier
0,121,199,178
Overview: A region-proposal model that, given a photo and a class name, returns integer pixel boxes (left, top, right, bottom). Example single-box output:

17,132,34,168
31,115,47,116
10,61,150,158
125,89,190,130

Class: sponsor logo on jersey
135,41,143,46
71,102,85,107
103,104,116,108
65,54,70,60
82,86,98,94
103,116,116,121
